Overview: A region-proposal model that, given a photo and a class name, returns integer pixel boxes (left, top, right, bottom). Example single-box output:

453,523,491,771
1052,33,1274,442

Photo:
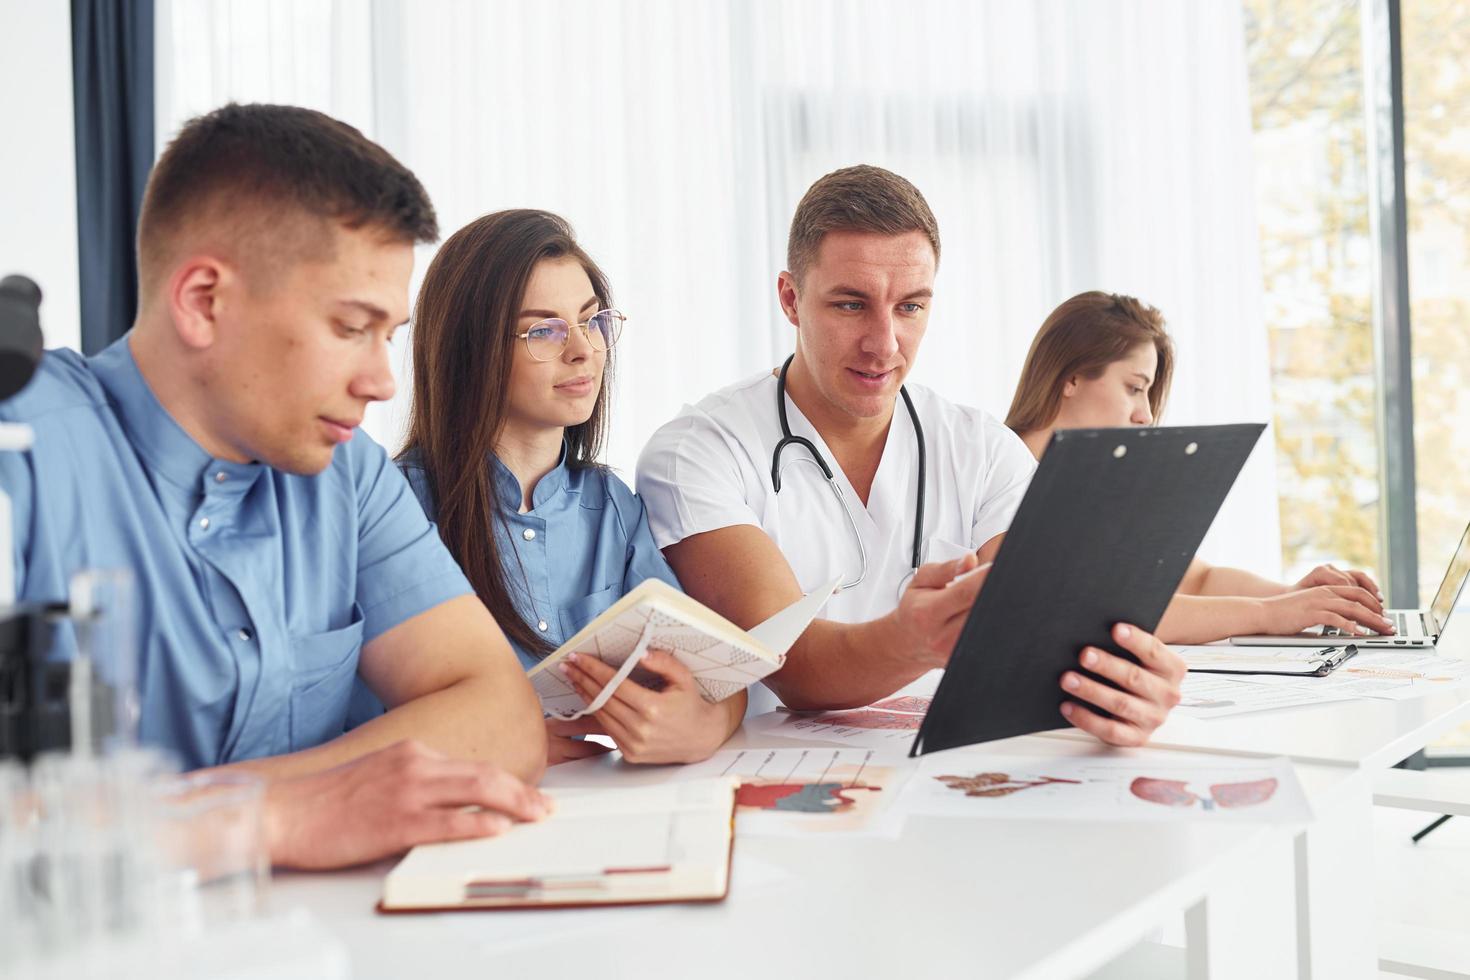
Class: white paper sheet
747,577,842,654
1174,672,1355,718
547,619,657,720
1203,651,1470,706
1178,643,1348,675
1173,651,1470,717
743,694,931,747
380,778,739,912
539,578,841,720
673,747,912,837
1317,650,1470,696
897,751,1311,823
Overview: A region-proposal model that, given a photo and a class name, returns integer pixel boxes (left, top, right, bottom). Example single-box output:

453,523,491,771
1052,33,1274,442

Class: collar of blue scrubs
489,439,575,512
90,335,265,494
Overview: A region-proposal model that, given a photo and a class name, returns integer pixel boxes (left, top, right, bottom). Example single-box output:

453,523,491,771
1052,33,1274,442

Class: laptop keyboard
1323,610,1415,638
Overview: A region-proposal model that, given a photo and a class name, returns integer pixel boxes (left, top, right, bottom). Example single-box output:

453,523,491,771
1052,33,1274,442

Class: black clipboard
1186,644,1358,677
911,423,1265,756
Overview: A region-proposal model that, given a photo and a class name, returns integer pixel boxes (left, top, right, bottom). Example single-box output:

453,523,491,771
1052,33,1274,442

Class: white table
271,733,1355,980
1038,652,1470,978
1088,680,1470,769
267,640,1470,980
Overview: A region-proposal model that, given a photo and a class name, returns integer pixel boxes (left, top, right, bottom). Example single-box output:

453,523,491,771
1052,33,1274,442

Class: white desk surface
1039,683,1470,768
270,733,1354,980
267,656,1470,979
842,660,1470,769
1134,685,1470,768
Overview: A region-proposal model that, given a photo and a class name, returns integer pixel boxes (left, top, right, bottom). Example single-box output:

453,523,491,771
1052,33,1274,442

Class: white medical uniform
636,370,1037,625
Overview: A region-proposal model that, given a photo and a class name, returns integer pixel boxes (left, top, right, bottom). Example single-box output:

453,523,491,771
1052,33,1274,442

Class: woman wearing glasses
1005,290,1393,644
399,209,745,764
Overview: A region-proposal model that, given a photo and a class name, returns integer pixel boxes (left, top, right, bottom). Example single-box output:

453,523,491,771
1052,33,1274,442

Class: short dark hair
786,165,940,283
138,103,437,288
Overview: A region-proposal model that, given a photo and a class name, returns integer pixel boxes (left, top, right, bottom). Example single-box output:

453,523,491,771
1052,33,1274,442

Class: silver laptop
1230,520,1470,648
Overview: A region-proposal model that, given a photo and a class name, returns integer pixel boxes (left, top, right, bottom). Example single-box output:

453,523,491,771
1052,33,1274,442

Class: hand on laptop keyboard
1293,563,1384,602
1258,585,1395,637
1323,611,1411,638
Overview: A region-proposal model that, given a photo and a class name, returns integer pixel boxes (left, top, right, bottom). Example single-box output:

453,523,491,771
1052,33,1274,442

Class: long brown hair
1005,291,1174,436
402,209,613,656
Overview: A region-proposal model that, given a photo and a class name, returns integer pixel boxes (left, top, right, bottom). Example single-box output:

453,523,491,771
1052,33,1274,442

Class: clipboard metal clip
1309,643,1358,677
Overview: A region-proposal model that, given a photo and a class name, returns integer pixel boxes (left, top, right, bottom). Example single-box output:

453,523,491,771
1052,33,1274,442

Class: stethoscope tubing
770,354,927,578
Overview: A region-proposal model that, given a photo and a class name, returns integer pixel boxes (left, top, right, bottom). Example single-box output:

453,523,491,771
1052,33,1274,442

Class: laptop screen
1430,521,1470,630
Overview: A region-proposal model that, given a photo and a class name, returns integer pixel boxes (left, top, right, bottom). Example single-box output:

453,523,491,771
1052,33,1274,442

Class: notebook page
387,780,733,881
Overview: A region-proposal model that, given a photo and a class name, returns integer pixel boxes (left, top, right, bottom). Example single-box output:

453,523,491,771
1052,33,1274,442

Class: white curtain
156,0,1281,575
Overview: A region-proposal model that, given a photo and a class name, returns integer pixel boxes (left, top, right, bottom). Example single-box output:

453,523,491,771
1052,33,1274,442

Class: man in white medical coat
637,165,1183,746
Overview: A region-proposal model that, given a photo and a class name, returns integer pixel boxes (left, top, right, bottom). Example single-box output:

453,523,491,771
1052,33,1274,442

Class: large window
1248,0,1470,756
1249,0,1470,606
1244,0,1380,584
1404,3,1470,607
157,2,1284,575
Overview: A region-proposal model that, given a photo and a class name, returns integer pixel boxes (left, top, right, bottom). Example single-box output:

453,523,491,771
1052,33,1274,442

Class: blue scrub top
0,338,472,769
399,448,681,671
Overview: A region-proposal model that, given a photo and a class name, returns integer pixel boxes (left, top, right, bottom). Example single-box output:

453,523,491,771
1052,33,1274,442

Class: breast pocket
288,606,366,751
924,537,977,566
559,584,621,638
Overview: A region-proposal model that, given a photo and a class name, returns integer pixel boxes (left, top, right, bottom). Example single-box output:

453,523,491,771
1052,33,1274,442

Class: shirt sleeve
635,411,761,550
350,436,472,643
396,457,437,521
971,417,1038,548
622,489,683,595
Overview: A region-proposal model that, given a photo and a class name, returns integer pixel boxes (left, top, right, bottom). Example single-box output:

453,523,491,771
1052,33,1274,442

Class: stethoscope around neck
770,354,927,596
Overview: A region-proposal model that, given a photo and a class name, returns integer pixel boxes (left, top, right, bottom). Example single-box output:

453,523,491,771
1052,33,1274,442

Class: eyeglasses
515,309,626,362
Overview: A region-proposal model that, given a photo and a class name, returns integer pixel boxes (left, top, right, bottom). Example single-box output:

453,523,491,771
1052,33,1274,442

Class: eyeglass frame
514,308,627,362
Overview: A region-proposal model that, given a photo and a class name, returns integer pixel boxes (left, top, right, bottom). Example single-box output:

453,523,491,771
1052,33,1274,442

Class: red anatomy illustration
734,781,881,814
868,695,931,714
1130,777,1198,807
1131,776,1280,809
809,709,923,730
1209,778,1278,808
935,772,1082,797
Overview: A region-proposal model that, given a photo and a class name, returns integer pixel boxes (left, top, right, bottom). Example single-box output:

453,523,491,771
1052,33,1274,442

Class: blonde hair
1005,291,1174,435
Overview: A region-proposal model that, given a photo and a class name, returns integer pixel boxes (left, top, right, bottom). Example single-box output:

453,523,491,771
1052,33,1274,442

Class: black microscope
0,276,118,760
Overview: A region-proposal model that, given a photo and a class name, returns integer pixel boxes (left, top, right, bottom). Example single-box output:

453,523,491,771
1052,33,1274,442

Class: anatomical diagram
1130,776,1279,809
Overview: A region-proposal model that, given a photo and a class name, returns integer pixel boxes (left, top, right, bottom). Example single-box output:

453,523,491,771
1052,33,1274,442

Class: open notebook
378,778,738,912
528,578,839,720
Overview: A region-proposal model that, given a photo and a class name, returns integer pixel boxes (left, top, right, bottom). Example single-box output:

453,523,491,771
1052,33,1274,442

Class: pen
466,866,672,899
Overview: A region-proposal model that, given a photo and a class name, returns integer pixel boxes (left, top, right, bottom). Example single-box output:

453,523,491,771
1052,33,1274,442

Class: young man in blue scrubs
0,104,549,868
